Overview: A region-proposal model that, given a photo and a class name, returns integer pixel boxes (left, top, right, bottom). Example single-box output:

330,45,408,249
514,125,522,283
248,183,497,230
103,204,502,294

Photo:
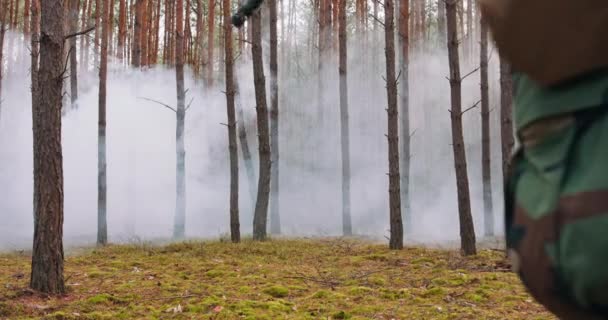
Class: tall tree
206,0,216,85
24,0,31,34
479,16,493,236
173,0,187,239
94,0,101,67
269,0,280,235
251,10,271,241
132,0,142,66
140,0,148,66
30,0,66,294
69,0,79,109
118,0,126,59
12,0,19,28
338,0,351,236
30,0,40,132
446,0,476,256
98,0,110,245
500,57,514,181
385,0,403,250
108,0,115,57
223,0,240,243
398,0,411,234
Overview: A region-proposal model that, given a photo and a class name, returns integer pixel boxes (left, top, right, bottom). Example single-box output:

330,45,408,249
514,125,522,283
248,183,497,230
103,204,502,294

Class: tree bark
446,0,476,256
80,0,89,66
398,0,411,234
118,0,126,59
269,0,280,235
206,0,215,85
24,0,31,34
338,0,351,236
500,57,514,182
94,0,101,67
251,11,271,241
152,0,161,63
131,0,142,66
30,0,66,294
480,16,493,236
98,0,109,246
30,0,40,226
69,0,79,109
173,0,187,239
108,0,115,56
223,0,240,243
195,0,203,78
385,0,403,250
140,0,148,66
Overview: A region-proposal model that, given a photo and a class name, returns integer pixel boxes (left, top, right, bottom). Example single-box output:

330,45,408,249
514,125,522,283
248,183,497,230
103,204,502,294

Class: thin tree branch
461,100,481,115
138,97,177,113
460,67,480,82
369,14,385,28
64,26,96,40
185,97,195,112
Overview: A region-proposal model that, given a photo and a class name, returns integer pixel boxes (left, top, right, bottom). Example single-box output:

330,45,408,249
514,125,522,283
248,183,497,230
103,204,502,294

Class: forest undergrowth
0,239,554,319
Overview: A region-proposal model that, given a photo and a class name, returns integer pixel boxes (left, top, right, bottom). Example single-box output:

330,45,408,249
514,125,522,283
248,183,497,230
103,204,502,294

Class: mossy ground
0,238,554,319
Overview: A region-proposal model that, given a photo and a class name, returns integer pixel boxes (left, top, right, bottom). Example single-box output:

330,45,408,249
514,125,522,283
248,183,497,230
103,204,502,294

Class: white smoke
0,27,505,251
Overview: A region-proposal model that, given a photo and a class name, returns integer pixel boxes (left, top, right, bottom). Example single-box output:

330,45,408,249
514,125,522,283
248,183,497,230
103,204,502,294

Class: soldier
479,0,608,318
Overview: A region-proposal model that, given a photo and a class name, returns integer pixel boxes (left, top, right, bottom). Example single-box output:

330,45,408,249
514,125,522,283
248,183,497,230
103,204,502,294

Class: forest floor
0,238,554,320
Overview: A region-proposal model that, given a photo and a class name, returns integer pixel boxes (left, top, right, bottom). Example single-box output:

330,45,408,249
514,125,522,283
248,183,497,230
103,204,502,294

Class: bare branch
185,97,195,112
369,14,385,28
236,38,253,45
461,100,482,115
460,67,480,82
138,97,177,113
64,26,96,40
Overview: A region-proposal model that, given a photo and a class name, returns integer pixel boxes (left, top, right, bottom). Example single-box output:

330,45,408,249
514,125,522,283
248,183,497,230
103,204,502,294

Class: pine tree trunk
24,0,31,34
97,0,109,246
480,16,493,237
269,0,281,235
30,0,40,132
94,0,101,67
80,0,89,66
30,0,66,294
251,11,271,241
195,0,203,78
118,0,126,59
398,0,411,234
140,0,148,66
223,0,240,243
206,0,215,85
153,0,161,63
500,57,514,181
132,0,141,66
385,0,403,250
446,0,476,256
69,0,79,109
84,0,93,69
108,0,115,56
338,0,351,236
173,0,187,239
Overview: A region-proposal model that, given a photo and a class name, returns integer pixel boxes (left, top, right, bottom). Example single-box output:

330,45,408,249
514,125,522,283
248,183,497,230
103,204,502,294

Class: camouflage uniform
505,70,608,319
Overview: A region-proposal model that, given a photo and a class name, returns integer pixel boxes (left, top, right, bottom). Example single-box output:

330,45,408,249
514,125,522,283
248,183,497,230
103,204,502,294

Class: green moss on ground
0,239,555,319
